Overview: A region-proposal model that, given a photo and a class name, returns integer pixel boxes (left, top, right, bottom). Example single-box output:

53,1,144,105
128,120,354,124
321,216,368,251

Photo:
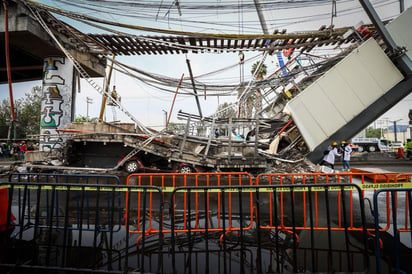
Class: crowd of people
0,141,35,161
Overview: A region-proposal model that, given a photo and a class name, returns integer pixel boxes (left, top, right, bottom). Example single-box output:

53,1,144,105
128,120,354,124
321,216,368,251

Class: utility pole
394,120,398,142
162,110,168,129
186,59,203,118
99,55,115,122
391,119,402,142
86,97,93,119
253,0,269,34
331,0,337,27
409,109,412,138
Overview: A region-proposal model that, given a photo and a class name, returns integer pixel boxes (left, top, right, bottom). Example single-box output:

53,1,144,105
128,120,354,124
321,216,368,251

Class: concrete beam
0,0,105,83
307,76,412,163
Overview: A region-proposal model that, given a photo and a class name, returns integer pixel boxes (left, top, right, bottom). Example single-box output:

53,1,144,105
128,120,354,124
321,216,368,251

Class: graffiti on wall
40,57,74,152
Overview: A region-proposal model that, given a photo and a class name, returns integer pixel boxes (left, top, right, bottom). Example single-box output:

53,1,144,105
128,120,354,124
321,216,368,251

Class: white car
389,141,404,151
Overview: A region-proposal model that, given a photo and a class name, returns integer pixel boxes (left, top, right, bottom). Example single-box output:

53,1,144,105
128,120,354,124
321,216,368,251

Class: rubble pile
267,149,318,174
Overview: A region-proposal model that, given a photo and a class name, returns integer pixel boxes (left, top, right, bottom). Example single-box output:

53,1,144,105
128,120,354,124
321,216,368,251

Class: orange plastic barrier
0,188,10,232
125,172,254,238
256,172,412,234
350,168,411,183
124,172,411,242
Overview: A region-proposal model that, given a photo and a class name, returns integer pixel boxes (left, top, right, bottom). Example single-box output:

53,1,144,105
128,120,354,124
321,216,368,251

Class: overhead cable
24,0,350,39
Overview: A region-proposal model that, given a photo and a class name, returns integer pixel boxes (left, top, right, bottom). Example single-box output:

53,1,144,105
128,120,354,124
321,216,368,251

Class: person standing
19,141,26,160
320,141,341,170
340,141,352,171
405,139,412,159
215,127,220,138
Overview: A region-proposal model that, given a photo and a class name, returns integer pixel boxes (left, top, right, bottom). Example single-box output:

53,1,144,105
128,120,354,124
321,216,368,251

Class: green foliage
74,116,99,123
0,86,41,139
251,61,267,80
167,122,182,127
365,127,382,138
167,122,185,133
215,102,237,119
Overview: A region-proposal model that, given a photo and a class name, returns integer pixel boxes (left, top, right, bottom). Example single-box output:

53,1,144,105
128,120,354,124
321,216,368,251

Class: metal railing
0,181,163,273
256,172,412,233
1,171,411,273
373,188,412,274
169,184,369,273
8,173,122,232
126,172,254,237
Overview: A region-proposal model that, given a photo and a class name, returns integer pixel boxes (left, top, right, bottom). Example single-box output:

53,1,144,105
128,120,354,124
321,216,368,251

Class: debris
16,166,28,173
266,148,318,174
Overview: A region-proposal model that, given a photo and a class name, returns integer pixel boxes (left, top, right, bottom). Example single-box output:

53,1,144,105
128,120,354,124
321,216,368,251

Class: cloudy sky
1,0,411,130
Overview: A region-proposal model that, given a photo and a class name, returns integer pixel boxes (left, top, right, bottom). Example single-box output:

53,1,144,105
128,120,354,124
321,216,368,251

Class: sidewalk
349,151,410,164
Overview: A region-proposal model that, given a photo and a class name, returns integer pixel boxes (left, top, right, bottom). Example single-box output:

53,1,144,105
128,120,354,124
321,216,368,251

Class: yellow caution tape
1,182,412,193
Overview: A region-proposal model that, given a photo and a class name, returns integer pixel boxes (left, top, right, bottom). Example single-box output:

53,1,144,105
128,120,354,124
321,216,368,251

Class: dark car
120,155,202,174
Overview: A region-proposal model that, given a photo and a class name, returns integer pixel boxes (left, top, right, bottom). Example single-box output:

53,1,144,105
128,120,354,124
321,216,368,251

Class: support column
40,56,75,152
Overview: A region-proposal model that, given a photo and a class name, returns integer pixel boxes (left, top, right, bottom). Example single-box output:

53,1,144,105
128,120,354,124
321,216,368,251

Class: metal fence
0,171,411,273
373,188,412,274
168,184,369,273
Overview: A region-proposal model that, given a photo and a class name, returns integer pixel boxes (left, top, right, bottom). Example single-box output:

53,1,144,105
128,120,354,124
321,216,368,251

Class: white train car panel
284,38,404,151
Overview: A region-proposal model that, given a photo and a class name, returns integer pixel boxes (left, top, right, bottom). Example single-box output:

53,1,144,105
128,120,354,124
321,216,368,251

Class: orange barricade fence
2,171,411,273
256,172,412,234
169,184,369,273
125,172,254,238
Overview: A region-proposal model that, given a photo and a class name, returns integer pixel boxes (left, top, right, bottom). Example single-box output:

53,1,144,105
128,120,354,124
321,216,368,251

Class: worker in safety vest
405,139,412,159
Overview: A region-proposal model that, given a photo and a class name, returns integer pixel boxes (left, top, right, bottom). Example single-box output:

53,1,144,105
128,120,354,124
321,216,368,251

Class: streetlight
238,51,245,84
86,97,93,118
162,110,168,129
390,119,402,142
409,109,412,139
238,51,245,62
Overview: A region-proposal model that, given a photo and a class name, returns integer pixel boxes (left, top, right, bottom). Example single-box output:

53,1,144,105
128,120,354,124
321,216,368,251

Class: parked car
389,141,404,151
119,155,202,174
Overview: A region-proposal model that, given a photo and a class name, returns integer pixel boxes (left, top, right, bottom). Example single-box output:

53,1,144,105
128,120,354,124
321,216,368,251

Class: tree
0,99,11,138
365,127,382,138
244,61,267,118
0,86,42,139
215,102,237,119
251,61,267,80
74,116,99,123
17,86,42,138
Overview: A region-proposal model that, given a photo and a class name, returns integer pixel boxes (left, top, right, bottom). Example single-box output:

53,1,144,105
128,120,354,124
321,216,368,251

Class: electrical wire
22,0,375,125
25,0,354,38
31,0,399,35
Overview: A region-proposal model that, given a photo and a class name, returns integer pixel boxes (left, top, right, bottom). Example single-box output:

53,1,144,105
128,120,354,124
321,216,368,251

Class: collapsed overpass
285,6,412,163
2,0,412,168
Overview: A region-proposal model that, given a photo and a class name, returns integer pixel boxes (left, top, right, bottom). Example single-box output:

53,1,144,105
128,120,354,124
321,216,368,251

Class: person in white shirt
320,142,341,169
340,141,352,171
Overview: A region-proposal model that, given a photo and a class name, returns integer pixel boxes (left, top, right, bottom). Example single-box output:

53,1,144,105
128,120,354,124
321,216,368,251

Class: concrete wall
40,56,74,152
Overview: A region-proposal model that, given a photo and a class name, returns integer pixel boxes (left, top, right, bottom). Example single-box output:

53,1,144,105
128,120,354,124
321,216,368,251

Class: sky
1,0,411,130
